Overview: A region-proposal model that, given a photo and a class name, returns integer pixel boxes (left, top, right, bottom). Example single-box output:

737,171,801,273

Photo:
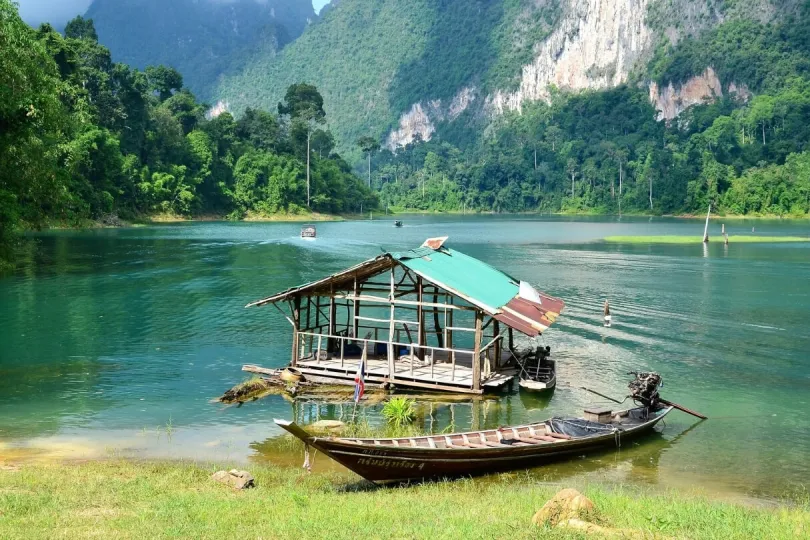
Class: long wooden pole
472,311,483,392
703,203,711,243
291,297,301,367
659,399,708,420
433,289,443,348
416,276,425,360
493,320,501,370
388,267,396,381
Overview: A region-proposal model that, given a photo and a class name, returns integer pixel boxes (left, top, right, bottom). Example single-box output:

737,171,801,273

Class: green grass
603,235,810,244
0,460,807,539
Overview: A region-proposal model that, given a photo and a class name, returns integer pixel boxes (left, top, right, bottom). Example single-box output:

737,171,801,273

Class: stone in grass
212,469,255,490
533,489,645,539
532,488,596,526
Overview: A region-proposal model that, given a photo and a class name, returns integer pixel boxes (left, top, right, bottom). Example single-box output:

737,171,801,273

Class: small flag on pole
354,356,365,403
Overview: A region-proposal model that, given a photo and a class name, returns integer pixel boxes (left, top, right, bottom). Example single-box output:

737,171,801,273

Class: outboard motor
627,371,663,408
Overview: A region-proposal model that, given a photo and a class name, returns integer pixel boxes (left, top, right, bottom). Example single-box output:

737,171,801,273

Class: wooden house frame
246,238,565,395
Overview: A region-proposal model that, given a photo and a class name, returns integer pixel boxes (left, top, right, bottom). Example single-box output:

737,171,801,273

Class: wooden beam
335,293,475,311
473,310,483,392
494,320,501,370
433,291,443,348
352,276,360,338
291,297,301,367
388,267,396,381
417,276,425,360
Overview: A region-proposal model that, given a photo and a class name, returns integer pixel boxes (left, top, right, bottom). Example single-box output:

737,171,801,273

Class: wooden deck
294,349,517,393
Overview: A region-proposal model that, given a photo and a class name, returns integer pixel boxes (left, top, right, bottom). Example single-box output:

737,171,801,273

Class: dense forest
369,6,810,217
0,1,376,267
217,0,562,157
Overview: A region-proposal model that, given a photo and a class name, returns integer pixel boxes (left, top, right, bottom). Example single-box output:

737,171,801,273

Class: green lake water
1,216,809,502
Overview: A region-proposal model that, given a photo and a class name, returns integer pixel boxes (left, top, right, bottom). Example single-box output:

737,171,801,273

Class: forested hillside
86,0,314,100
0,1,375,268
214,0,810,218
216,0,562,154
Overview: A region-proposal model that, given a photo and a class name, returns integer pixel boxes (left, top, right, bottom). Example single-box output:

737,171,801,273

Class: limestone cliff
488,0,653,114
648,68,750,121
387,87,477,150
385,0,784,148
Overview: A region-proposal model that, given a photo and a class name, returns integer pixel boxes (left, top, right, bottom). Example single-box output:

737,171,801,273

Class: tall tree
64,16,98,42
356,136,380,187
279,83,326,207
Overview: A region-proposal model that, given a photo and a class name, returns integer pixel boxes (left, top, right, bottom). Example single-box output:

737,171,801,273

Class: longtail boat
275,404,672,484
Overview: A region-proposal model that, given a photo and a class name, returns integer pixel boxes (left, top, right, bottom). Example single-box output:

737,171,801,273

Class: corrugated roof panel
394,248,519,314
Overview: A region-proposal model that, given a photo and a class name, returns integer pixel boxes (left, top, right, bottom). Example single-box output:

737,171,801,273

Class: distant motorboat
301,226,316,240
394,220,403,227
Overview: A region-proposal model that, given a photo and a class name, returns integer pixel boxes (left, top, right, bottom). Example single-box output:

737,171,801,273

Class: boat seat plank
515,436,548,445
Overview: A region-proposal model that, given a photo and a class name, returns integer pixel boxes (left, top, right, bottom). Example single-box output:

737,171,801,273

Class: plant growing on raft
381,397,416,429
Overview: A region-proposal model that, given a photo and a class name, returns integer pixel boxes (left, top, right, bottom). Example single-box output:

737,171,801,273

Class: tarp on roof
393,247,564,336
392,247,519,314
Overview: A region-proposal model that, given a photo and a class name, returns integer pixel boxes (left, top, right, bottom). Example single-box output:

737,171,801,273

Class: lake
1,215,809,503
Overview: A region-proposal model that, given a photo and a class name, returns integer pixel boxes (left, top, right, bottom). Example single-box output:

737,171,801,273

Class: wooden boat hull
276,406,672,484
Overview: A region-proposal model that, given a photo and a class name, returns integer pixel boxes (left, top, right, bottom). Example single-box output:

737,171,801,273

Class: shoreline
1,433,807,509
36,210,810,231
0,459,806,538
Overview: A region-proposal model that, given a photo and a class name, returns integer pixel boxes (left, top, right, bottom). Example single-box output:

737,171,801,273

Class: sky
16,0,331,26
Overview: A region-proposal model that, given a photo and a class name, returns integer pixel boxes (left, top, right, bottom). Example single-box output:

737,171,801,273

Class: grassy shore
603,235,810,244
0,460,806,539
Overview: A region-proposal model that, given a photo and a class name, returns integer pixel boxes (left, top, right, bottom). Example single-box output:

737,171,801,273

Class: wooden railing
296,330,504,383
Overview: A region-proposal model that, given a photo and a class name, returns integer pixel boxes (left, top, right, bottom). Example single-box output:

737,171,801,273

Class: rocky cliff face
488,0,653,114
384,0,784,147
386,87,477,149
387,0,658,147
648,67,750,121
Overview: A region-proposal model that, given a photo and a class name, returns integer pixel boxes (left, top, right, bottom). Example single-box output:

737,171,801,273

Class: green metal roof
392,247,520,313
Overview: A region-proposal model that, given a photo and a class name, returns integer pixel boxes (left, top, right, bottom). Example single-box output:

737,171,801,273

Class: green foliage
217,0,562,157
0,3,377,266
63,15,97,42
370,6,810,218
0,460,807,538
381,397,416,429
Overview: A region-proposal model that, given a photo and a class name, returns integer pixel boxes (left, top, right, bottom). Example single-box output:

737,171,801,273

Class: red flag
354,357,365,402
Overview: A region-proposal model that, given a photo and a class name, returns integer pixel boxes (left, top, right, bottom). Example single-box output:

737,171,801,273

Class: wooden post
447,296,454,368
416,276,425,360
352,276,360,339
328,290,336,352
472,310,483,392
433,289,443,348
508,327,514,352
493,320,501,370
703,203,711,243
388,267,396,381
291,297,301,367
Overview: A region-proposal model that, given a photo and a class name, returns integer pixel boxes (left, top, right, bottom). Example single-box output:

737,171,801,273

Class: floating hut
245,237,565,394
